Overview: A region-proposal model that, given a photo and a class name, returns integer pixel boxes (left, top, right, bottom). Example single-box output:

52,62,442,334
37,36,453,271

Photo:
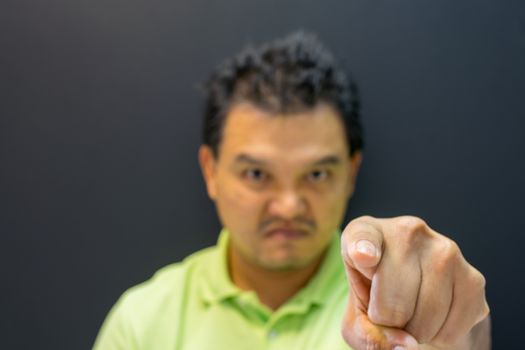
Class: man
94,32,490,349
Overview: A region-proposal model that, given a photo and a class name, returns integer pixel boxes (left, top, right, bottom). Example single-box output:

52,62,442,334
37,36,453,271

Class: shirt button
268,330,278,340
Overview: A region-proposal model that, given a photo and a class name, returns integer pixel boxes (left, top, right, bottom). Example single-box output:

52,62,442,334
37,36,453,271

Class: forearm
420,316,491,350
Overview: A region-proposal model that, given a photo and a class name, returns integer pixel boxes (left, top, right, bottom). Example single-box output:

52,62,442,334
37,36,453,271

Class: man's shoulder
116,245,217,315
94,245,220,349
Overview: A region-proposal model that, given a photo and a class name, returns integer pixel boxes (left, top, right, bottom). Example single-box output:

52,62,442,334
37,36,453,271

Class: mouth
264,228,309,239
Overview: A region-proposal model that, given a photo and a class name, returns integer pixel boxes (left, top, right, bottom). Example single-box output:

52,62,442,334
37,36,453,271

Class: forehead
219,102,349,163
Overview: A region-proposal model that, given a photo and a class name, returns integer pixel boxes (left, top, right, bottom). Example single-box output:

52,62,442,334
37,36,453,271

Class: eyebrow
234,154,342,166
234,154,268,165
312,155,342,166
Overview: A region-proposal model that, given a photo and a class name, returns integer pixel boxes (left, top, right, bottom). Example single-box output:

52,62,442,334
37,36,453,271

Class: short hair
202,31,363,158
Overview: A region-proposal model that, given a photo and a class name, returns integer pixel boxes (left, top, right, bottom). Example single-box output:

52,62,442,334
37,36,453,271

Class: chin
258,254,315,271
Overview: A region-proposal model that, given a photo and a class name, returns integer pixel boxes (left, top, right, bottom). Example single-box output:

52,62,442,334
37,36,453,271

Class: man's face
199,102,362,271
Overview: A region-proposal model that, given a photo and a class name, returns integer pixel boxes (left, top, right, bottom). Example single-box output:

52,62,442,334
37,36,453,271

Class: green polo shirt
93,230,352,349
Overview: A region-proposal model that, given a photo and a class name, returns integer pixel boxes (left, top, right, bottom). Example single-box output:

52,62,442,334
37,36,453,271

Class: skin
341,217,491,350
199,101,490,349
199,101,361,308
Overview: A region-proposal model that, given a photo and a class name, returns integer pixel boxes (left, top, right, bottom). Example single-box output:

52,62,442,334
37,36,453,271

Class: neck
228,247,326,311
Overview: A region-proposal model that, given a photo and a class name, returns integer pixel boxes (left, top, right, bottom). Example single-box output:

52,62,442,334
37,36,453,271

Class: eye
307,169,329,182
243,168,269,183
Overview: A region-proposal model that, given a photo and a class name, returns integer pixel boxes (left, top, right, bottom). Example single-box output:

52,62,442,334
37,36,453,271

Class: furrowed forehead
233,153,342,167
215,102,349,170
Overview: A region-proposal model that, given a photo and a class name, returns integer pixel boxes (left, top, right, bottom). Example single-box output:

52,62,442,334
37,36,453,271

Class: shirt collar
294,230,345,306
198,228,345,308
198,228,241,305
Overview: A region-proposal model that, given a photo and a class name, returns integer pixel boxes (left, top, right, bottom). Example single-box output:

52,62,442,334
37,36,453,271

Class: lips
265,228,309,239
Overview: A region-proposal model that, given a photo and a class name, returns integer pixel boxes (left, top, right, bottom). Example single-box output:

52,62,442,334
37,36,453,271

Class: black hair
203,31,363,157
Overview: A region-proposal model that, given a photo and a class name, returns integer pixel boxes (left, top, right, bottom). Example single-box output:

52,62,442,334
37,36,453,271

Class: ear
198,145,218,200
346,151,363,198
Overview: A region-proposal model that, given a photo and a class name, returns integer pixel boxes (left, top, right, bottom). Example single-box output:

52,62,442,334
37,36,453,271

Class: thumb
342,296,419,350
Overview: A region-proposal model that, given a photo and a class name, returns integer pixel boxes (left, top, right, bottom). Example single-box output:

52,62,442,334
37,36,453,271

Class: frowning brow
234,154,342,166
312,155,342,166
234,154,269,165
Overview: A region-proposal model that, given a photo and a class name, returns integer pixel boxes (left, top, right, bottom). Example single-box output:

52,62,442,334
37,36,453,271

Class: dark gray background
1,0,524,348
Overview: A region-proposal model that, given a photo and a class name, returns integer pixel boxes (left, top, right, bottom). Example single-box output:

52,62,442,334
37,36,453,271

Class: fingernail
393,346,406,350
355,239,377,257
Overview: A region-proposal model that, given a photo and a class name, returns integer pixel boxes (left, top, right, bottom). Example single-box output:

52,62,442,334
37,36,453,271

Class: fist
340,216,489,350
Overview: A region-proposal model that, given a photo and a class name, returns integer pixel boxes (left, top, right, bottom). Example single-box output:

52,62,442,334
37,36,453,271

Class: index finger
341,216,384,279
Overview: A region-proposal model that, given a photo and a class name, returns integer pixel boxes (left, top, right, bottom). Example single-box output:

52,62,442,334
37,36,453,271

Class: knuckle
395,216,427,243
406,324,433,345
444,239,460,259
349,215,375,227
464,266,487,295
471,272,489,319
481,300,491,320
476,271,487,290
434,239,461,271
357,215,376,222
344,216,368,233
369,302,411,328
471,271,487,291
397,216,426,232
345,216,376,235
343,216,381,245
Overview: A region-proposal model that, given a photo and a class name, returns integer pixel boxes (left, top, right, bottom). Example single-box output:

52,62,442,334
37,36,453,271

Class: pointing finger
341,216,384,280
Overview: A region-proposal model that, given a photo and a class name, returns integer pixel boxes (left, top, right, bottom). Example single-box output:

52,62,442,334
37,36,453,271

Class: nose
267,189,307,220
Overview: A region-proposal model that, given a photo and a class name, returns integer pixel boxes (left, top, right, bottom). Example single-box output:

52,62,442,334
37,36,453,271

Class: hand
340,216,490,350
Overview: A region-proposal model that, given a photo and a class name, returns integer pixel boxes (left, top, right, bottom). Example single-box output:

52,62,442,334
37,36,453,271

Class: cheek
310,188,348,229
215,179,264,227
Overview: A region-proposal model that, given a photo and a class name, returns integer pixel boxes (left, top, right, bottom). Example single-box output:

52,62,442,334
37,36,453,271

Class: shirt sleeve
92,295,137,350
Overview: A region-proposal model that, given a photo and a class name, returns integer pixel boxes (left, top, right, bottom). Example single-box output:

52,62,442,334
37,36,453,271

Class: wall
1,0,524,348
